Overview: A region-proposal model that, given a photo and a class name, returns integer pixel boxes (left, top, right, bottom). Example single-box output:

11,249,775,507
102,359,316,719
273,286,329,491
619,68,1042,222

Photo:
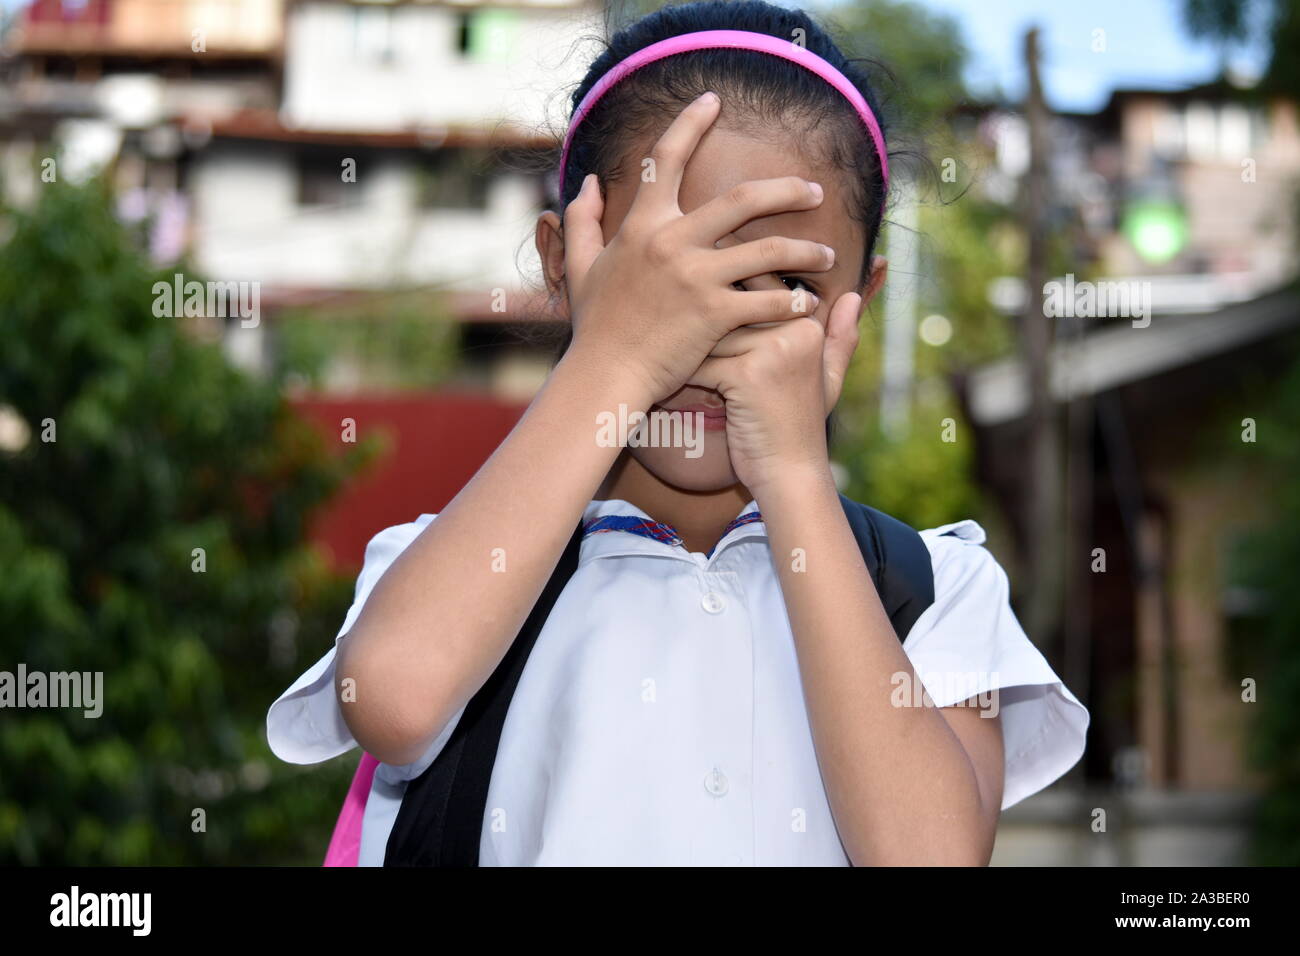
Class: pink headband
558,29,889,195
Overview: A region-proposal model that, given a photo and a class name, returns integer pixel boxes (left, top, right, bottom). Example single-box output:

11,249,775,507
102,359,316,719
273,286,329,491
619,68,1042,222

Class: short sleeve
265,513,463,781
902,519,1090,810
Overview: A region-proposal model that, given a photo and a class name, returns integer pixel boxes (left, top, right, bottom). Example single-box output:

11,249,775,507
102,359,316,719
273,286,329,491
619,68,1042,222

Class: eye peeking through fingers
732,276,818,295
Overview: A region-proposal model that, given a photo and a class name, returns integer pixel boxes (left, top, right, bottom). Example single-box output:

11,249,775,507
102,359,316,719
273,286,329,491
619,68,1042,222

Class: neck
595,453,752,554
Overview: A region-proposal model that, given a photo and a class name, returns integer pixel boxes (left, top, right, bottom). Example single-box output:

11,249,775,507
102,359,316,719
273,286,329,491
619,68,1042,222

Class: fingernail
822,244,835,264
701,91,719,104
809,182,823,201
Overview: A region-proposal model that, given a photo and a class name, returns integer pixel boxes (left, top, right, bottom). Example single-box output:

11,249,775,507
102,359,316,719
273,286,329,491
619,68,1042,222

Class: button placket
687,567,756,863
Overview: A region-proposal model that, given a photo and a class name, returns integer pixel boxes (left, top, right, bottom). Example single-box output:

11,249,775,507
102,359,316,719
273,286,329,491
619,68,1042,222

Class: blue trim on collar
582,510,764,556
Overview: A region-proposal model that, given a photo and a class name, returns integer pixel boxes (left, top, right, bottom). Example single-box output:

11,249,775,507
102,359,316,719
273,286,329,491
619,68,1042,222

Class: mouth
652,402,727,431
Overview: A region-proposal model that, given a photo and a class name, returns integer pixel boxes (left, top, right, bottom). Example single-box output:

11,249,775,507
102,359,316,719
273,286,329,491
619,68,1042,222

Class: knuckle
727,180,757,210
774,323,814,356
648,142,678,169
758,235,784,266
643,229,675,265
736,352,762,380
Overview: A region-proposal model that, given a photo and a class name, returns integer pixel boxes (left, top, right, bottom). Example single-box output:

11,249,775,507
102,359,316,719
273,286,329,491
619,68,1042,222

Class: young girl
267,0,1088,866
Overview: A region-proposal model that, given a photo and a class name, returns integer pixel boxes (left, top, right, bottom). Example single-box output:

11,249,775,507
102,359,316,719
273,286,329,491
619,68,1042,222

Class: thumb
822,292,862,409
562,174,606,299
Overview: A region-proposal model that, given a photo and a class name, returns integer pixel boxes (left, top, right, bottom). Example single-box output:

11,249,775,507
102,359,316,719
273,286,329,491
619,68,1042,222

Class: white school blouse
266,498,1089,866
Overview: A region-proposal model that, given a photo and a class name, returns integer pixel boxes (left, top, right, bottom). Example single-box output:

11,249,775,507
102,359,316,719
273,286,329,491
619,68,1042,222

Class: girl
267,0,1088,866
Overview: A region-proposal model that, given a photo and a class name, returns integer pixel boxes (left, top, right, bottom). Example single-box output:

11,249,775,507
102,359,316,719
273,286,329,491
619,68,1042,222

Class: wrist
750,458,839,512
554,341,656,413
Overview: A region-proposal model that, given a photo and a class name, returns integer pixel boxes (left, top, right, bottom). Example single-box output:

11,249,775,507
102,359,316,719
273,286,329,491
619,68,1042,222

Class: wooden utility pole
1020,28,1065,652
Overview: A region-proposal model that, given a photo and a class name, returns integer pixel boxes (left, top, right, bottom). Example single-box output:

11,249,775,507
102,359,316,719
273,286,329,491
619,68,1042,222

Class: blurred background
0,0,1297,866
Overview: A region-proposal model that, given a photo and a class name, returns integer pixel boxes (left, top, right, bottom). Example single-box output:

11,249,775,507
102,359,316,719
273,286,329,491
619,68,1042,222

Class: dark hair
558,0,892,287
524,1,907,446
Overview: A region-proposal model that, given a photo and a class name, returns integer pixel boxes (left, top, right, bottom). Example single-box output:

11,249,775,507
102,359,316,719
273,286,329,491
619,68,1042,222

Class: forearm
337,348,651,764
756,467,990,865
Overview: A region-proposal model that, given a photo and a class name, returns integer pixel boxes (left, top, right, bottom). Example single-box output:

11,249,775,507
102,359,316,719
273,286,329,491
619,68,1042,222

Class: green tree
823,0,1007,531
0,176,374,864
1183,0,1300,98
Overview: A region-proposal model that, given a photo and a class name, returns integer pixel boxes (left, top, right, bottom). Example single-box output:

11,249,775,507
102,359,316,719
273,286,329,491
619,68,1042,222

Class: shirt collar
579,498,766,562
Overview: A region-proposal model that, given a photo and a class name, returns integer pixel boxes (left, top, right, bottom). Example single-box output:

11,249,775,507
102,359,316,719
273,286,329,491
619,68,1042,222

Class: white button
701,591,726,614
704,768,729,797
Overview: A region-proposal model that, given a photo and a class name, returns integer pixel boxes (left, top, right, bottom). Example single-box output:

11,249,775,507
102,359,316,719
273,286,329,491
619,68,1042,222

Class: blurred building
0,0,600,391
980,80,1298,312
969,80,1300,864
0,0,599,565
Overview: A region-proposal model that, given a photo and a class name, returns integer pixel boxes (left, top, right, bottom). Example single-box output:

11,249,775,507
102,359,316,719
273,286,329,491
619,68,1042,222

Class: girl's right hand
559,91,836,407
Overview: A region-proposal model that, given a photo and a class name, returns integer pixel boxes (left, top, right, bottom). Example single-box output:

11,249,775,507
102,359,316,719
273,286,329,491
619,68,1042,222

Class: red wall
291,392,527,571
26,1,111,25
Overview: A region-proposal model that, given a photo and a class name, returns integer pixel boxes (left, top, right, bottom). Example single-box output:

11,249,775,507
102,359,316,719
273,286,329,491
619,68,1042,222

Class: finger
711,235,835,288
682,354,730,395
821,292,862,409
714,234,814,337
630,91,722,216
706,323,767,358
722,286,820,332
709,258,778,356
714,233,787,292
685,176,824,246
562,173,605,298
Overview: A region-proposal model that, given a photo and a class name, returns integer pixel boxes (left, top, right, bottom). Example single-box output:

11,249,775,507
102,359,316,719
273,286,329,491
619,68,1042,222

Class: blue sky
899,0,1268,111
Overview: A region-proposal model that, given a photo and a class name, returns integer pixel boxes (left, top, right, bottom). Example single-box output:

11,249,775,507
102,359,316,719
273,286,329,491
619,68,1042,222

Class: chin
628,432,739,492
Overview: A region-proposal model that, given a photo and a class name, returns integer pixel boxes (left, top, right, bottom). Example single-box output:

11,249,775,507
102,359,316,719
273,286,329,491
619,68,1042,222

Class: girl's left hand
684,275,863,498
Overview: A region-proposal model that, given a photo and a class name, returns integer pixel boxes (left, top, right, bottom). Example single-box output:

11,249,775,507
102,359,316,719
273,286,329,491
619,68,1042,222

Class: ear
535,210,569,319
858,255,888,309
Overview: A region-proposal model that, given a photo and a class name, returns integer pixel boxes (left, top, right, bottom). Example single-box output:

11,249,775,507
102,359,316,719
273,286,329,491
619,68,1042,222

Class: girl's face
541,122,886,495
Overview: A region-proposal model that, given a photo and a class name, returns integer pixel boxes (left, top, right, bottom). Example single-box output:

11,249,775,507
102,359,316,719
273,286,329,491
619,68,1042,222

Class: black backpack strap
384,520,584,866
838,494,936,641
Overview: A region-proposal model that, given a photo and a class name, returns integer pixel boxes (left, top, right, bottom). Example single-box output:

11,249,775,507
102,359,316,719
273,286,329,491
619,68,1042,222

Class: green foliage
819,0,970,126
815,1,1010,531
835,402,980,532
1221,348,1300,865
1181,0,1300,99
0,177,375,864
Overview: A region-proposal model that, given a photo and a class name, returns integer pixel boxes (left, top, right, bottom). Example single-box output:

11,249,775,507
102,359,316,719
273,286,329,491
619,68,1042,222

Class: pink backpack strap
323,752,380,866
